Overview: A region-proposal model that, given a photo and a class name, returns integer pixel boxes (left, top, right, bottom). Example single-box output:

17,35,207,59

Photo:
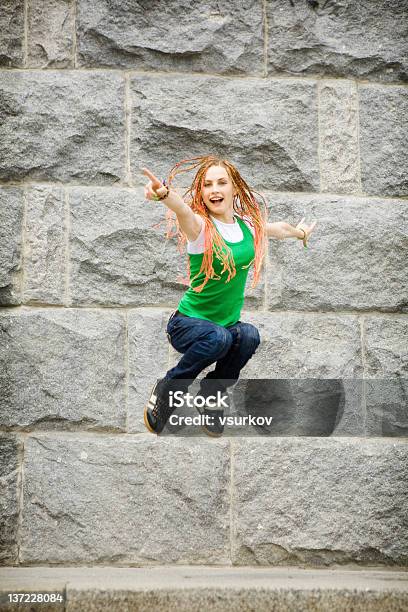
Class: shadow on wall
240,379,345,436
236,378,408,437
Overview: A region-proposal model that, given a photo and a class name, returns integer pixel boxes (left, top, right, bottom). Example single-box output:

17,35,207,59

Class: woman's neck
209,212,235,224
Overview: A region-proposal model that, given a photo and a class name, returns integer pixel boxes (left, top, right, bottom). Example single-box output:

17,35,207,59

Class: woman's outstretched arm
266,217,317,246
142,167,202,241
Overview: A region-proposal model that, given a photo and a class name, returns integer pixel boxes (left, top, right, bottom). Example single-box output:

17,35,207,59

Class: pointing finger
141,167,161,188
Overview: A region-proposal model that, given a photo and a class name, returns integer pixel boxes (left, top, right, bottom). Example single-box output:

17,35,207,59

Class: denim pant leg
163,314,233,391
200,321,261,392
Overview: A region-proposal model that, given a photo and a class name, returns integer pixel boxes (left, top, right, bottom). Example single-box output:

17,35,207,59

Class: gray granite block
0,187,23,306
23,186,66,305
68,187,185,306
76,0,264,75
241,312,363,378
0,435,21,565
27,0,75,68
265,194,407,312
364,316,408,378
130,74,319,192
266,0,408,83
0,309,126,431
0,71,125,184
359,85,408,197
365,378,408,437
20,434,230,564
318,80,360,194
0,0,24,68
232,438,408,566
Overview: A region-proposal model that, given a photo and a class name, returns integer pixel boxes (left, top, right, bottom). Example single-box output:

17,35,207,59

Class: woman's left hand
296,217,317,247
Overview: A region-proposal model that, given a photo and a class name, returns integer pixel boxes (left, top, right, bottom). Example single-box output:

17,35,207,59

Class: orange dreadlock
158,155,268,293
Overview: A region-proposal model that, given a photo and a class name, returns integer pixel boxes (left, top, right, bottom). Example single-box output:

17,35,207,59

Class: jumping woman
142,155,317,436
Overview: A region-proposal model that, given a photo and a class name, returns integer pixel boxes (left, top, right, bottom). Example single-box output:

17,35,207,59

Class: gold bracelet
298,228,306,240
157,185,170,200
151,186,170,201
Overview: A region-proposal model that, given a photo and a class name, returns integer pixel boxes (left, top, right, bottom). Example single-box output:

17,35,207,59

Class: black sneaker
198,406,225,437
195,386,229,437
144,379,175,435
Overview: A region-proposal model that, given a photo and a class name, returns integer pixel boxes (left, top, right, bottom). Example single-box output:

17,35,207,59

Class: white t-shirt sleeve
186,216,206,254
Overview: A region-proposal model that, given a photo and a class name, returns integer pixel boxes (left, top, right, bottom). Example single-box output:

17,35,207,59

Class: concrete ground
0,565,407,611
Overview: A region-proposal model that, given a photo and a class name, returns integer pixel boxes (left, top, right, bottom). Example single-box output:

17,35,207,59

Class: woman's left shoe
198,406,224,437
195,385,229,437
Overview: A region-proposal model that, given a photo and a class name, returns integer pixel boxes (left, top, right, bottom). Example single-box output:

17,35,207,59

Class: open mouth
209,197,224,204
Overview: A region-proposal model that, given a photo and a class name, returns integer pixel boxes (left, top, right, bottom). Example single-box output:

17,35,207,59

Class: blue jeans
162,310,261,395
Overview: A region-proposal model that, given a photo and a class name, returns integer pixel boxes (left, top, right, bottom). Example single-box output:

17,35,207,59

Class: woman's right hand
142,167,168,201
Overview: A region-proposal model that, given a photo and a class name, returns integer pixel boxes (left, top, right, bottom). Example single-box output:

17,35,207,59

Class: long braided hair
159,155,268,293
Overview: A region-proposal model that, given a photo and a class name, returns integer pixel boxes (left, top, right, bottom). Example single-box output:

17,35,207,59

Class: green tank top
177,215,255,327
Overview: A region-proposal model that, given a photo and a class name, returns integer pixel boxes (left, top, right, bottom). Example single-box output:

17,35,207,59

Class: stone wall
0,1,407,567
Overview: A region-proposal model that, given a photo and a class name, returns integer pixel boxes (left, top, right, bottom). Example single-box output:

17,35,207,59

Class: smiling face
201,165,237,220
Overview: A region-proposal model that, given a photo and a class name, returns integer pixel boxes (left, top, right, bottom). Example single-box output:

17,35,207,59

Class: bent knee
241,323,261,348
208,328,233,357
